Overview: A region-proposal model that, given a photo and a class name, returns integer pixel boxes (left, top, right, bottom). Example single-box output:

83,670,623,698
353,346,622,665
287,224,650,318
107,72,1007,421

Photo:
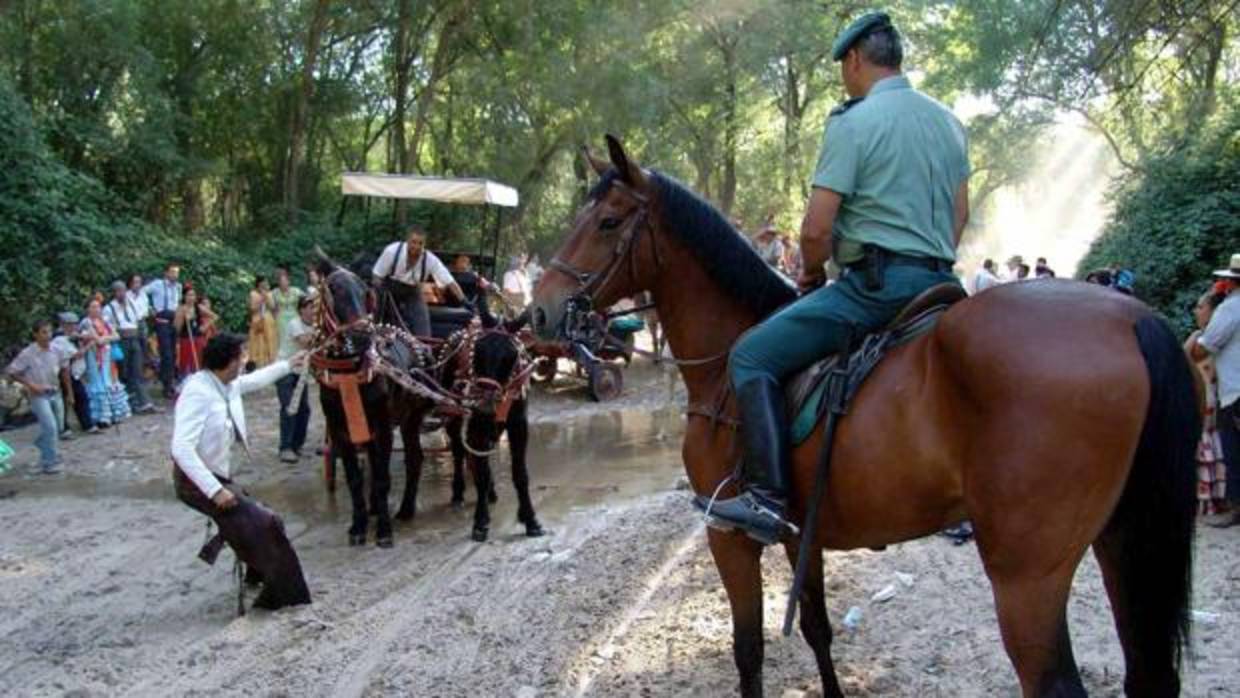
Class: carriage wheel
588,363,623,402
532,357,557,384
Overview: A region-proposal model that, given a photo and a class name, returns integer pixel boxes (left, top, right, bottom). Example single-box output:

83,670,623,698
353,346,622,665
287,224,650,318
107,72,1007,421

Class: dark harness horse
314,259,543,544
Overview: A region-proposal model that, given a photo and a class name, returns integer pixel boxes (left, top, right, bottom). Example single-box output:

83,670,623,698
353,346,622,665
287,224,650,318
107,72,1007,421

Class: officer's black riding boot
695,376,796,545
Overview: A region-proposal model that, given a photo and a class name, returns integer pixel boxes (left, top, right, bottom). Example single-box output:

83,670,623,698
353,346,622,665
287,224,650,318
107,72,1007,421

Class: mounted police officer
372,225,470,336
703,12,970,543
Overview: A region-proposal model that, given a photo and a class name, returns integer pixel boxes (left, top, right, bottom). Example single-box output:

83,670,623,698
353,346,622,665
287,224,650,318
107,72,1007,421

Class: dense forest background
0,0,1236,343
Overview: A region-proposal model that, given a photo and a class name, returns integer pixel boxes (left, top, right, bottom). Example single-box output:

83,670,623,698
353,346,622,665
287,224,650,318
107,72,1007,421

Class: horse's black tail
1107,315,1199,680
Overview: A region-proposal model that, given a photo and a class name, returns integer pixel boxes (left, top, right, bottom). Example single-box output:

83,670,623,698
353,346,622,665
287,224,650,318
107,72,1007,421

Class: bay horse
530,136,1199,697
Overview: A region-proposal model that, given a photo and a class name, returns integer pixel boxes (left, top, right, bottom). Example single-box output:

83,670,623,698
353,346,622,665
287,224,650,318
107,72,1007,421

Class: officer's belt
845,247,953,274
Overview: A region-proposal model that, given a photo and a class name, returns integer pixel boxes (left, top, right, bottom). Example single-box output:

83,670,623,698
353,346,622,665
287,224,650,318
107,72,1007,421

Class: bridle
448,323,538,457
310,266,537,452
545,177,727,370
314,268,376,352
547,179,656,305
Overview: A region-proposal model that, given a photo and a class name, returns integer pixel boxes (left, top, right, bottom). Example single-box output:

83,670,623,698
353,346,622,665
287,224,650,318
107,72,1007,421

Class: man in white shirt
126,273,153,383
1003,255,1023,282
104,280,155,413
52,312,97,434
1191,253,1240,528
275,299,315,463
171,332,311,610
971,259,1000,294
752,225,786,270
371,225,467,336
142,263,182,398
501,253,532,315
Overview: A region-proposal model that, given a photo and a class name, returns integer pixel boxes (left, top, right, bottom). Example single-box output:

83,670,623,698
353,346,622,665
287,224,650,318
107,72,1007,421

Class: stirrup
693,491,799,544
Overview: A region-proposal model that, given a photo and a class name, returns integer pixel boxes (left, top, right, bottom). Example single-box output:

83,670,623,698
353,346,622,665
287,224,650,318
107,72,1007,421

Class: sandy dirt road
0,358,1235,697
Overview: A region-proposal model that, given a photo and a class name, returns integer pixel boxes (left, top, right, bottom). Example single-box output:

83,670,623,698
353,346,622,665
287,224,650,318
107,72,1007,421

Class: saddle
784,283,967,444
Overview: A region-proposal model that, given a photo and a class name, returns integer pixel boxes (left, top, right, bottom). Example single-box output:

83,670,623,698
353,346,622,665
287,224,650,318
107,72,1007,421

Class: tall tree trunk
781,57,800,198
391,0,412,225
719,40,738,215
406,6,464,178
284,0,330,227
16,0,37,102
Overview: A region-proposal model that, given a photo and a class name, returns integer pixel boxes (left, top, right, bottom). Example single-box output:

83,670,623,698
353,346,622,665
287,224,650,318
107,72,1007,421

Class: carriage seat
428,304,476,340
784,283,966,445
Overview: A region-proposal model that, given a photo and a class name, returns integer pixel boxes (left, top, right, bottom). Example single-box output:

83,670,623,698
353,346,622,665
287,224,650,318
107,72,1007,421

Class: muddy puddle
11,405,689,540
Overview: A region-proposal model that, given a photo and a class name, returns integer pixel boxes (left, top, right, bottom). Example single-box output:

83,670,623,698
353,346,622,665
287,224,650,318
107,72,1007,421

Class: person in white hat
1191,253,1240,527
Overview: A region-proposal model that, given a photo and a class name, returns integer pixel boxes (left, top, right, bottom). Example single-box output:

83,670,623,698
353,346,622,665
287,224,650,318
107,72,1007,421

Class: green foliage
1,0,1233,347
1079,108,1240,335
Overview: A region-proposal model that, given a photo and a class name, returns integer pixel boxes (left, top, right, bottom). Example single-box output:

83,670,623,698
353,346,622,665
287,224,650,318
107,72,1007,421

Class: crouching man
171,332,311,610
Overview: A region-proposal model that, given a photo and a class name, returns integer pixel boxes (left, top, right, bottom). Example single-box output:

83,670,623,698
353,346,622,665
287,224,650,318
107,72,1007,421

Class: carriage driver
698,12,971,544
372,225,470,336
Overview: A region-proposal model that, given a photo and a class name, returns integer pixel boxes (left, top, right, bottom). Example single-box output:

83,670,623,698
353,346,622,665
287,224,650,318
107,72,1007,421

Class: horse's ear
312,245,337,276
605,133,647,190
504,308,531,334
582,145,609,177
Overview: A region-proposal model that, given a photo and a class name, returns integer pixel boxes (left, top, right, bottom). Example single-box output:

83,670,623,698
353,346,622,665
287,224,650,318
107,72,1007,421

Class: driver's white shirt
373,242,455,287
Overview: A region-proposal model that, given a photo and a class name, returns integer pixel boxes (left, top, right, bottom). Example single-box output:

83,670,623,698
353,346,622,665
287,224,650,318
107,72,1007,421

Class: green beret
831,11,894,61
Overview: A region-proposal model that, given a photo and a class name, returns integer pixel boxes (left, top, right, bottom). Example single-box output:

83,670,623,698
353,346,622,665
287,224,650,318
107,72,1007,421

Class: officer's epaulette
829,97,864,117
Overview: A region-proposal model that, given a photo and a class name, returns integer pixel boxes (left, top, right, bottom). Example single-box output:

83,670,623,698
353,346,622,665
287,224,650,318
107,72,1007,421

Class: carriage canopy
341,173,519,208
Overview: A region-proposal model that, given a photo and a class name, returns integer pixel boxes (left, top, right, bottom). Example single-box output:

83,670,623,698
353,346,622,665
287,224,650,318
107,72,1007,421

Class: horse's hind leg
783,546,844,698
708,530,766,698
977,534,1087,697
369,426,394,548
1092,529,1180,697
396,414,424,521
506,410,543,536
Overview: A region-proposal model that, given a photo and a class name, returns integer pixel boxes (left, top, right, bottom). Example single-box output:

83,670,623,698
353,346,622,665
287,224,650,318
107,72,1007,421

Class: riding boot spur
695,376,798,545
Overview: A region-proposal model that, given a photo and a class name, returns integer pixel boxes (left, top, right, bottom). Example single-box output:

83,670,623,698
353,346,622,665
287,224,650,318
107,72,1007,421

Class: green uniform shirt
812,75,969,264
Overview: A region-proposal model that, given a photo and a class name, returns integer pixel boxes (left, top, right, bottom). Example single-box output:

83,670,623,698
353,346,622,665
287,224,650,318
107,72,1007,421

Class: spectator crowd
3,262,323,474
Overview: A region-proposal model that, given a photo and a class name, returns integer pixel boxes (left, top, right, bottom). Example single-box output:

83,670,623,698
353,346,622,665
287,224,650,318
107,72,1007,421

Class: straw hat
1212,253,1240,279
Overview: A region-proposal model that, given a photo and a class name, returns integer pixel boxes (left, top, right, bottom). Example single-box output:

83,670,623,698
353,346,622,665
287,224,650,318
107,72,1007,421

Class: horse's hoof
348,533,365,546
376,536,394,549
471,527,488,542
525,522,546,538
450,498,465,511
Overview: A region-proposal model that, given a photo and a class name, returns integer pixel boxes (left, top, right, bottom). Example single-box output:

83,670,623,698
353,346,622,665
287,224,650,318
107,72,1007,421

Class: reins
309,267,532,450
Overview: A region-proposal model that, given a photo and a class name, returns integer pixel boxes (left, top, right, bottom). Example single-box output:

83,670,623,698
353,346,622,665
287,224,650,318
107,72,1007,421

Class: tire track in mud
571,521,704,697
328,541,486,697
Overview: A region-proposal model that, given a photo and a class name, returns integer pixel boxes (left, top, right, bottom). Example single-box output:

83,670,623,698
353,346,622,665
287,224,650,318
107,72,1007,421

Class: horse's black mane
591,169,796,317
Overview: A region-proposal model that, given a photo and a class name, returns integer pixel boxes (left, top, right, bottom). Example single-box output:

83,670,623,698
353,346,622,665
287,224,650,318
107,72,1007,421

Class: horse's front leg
338,440,367,546
368,424,394,548
446,417,467,509
505,405,543,536
395,411,425,521
469,452,493,542
709,529,767,697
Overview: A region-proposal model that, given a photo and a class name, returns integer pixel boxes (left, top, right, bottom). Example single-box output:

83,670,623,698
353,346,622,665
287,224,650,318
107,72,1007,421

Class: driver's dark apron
386,278,431,337
382,242,432,336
